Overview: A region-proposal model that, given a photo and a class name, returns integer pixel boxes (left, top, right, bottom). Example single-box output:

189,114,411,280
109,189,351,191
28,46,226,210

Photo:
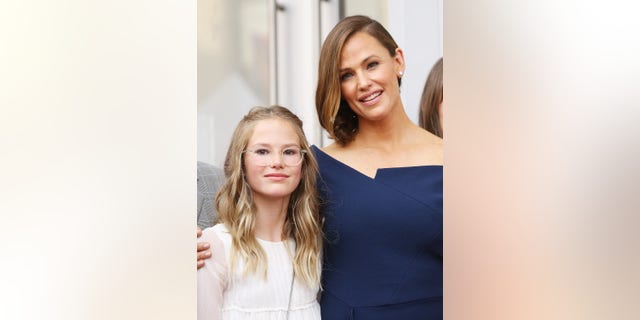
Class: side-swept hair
316,15,401,145
215,105,322,287
419,57,443,137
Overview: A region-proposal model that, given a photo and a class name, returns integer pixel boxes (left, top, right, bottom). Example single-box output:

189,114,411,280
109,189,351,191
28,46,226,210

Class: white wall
197,0,271,167
197,0,324,165
275,0,323,147
388,0,443,124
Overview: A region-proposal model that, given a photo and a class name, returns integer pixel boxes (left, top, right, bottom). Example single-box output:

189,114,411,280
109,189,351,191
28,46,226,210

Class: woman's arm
197,227,212,270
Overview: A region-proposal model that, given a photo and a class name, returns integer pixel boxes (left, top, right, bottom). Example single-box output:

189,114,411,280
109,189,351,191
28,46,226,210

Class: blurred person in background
197,161,225,230
419,57,443,137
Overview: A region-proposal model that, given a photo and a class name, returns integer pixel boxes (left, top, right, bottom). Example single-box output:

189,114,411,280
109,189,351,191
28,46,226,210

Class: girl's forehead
247,118,300,145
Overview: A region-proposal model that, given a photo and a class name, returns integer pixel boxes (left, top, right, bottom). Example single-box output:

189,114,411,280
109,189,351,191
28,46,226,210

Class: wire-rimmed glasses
243,146,307,167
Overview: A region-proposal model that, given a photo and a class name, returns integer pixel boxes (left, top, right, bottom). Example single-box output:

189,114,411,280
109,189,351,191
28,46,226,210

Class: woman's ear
394,47,406,75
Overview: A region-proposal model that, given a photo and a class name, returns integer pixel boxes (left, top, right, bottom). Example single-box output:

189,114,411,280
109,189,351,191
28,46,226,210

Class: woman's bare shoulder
413,127,443,165
321,142,344,157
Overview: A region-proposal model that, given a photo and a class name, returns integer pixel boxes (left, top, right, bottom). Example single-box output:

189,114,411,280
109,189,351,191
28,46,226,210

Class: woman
313,15,443,319
419,57,444,137
197,106,322,320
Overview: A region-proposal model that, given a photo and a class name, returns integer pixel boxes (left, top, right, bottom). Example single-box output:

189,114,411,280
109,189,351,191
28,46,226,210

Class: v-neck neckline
311,145,441,180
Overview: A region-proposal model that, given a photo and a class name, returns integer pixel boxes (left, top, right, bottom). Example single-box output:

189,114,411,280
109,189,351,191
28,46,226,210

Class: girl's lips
264,173,289,181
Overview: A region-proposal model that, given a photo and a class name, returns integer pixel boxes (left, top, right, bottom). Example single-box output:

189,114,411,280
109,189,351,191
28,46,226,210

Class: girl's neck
253,195,290,242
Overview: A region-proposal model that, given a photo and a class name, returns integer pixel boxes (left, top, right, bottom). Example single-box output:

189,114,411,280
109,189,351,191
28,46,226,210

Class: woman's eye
340,73,353,82
367,61,379,69
283,148,299,156
255,149,270,155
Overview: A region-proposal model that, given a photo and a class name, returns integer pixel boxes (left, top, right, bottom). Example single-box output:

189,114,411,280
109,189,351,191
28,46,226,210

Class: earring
398,71,404,77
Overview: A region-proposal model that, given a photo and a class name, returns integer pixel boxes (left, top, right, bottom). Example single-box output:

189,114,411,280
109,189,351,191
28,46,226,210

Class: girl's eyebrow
247,142,301,148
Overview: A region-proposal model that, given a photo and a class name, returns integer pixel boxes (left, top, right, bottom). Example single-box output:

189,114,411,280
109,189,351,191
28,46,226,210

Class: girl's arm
197,229,228,320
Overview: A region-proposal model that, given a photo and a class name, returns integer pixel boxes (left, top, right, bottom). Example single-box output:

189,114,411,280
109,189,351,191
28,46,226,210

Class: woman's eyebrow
339,55,380,72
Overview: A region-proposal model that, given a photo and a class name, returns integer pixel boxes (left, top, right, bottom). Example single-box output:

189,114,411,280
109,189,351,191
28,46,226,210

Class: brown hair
316,15,401,145
419,57,443,137
215,105,322,287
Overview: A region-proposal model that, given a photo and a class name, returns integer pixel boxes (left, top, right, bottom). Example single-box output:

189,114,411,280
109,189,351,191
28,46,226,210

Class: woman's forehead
340,32,387,65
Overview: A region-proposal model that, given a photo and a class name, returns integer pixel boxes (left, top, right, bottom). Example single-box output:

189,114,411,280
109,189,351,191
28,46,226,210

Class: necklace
286,266,294,320
284,240,295,320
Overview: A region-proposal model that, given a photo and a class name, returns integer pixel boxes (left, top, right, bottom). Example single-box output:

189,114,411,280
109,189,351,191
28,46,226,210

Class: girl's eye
255,149,270,155
283,148,300,156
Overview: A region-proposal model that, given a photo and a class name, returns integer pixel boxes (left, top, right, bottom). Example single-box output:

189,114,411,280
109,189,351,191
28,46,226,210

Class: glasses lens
246,147,304,166
282,148,303,166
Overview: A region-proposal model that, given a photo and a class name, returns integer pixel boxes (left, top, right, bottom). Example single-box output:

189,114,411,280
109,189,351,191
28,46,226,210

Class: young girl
197,106,322,320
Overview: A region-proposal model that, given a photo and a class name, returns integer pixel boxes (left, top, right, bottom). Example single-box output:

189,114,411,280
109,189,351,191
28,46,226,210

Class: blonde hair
316,15,401,145
215,105,322,287
419,57,443,137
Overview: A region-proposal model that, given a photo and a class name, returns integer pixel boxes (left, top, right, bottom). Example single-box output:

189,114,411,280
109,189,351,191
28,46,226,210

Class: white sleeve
197,229,228,320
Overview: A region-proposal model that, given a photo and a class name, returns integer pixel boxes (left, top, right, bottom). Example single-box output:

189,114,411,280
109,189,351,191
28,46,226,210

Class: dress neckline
311,145,442,180
256,237,294,247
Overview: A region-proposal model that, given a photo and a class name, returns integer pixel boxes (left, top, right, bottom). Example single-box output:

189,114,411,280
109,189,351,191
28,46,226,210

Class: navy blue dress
312,146,443,319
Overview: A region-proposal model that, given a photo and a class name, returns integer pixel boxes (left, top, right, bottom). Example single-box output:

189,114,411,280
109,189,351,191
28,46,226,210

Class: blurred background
197,0,443,166
4,0,638,319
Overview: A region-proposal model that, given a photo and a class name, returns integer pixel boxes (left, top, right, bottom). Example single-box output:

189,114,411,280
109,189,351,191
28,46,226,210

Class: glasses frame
243,147,307,167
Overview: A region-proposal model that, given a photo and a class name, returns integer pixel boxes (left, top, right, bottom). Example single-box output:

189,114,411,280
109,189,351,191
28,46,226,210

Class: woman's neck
253,195,290,242
354,107,416,149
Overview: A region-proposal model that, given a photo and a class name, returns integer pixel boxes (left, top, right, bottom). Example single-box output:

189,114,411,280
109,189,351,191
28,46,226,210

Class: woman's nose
357,73,372,90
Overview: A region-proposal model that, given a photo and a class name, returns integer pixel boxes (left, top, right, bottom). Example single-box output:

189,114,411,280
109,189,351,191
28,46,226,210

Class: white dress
197,224,321,320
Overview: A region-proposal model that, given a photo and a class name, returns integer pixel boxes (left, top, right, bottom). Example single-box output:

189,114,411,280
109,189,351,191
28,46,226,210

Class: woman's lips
359,90,382,106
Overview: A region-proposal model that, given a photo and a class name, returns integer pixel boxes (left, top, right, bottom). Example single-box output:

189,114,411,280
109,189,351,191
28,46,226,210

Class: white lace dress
197,224,321,320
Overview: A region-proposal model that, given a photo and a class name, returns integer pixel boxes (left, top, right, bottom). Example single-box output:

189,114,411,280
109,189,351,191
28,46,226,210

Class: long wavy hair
215,106,322,287
316,15,402,145
419,57,443,137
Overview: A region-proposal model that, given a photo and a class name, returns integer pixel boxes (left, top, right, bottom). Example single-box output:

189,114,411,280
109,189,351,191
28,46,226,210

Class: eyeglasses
243,147,307,167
